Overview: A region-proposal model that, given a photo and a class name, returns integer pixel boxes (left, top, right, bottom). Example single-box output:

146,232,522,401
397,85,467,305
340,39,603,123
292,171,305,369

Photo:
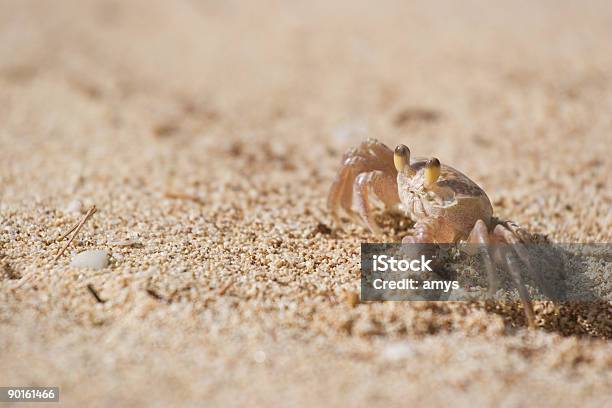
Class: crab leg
327,155,365,223
466,219,499,297
501,247,536,328
493,224,555,300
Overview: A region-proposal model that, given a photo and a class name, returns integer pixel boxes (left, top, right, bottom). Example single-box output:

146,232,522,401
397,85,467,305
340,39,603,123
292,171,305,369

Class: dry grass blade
164,191,205,205
53,205,97,262
56,220,80,242
86,283,106,303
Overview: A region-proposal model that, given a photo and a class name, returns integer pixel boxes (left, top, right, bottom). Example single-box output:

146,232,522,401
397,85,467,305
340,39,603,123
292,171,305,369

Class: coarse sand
0,0,611,406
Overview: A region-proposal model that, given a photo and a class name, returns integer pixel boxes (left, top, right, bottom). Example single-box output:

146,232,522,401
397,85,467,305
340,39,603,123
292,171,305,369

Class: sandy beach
0,0,611,406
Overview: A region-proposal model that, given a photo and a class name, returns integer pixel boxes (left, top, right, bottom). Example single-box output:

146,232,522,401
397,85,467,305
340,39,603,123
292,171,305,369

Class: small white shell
381,342,415,361
70,250,109,269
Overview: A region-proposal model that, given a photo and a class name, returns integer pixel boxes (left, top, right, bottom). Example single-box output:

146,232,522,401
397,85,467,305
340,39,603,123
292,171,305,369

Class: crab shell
398,158,493,242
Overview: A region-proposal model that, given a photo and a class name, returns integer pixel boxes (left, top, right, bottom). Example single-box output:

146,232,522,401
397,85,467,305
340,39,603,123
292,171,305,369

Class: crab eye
394,144,410,172
425,158,441,187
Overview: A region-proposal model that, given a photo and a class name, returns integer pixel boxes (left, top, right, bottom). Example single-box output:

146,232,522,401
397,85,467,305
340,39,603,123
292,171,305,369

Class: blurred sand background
0,0,611,406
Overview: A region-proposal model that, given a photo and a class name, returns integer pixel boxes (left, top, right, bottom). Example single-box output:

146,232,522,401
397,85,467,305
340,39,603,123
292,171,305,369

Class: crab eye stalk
394,144,410,172
425,158,441,187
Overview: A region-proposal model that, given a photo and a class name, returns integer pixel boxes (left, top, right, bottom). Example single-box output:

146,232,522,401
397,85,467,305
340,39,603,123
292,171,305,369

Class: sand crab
329,138,551,327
